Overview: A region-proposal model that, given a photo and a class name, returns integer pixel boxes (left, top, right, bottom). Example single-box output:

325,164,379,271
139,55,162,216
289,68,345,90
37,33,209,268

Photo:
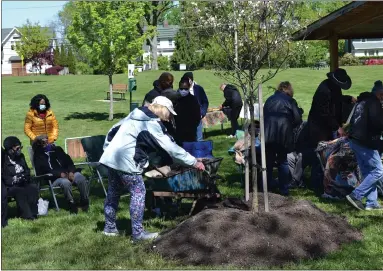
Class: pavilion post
329,34,339,72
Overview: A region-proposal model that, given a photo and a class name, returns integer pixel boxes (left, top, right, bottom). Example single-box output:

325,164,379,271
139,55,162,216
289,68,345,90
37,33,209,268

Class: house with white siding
1,27,57,76
142,23,179,69
348,38,383,57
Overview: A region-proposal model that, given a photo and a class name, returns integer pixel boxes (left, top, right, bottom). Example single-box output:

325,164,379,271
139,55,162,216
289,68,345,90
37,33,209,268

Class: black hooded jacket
349,92,383,150
33,145,76,178
307,79,353,145
222,85,243,108
143,80,161,105
1,149,31,187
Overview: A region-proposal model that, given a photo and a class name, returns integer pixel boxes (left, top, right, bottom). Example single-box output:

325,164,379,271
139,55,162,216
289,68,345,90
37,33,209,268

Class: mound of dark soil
152,193,362,268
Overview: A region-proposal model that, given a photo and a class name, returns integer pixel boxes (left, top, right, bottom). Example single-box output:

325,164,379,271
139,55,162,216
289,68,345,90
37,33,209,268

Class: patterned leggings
104,168,146,237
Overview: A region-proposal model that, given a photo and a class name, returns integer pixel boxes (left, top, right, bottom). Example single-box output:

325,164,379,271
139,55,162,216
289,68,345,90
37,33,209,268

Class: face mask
179,89,189,97
39,104,46,111
44,144,53,152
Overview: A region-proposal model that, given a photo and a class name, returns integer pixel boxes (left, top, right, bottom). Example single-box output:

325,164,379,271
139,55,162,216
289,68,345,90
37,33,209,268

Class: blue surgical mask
178,89,189,97
44,144,53,152
39,104,46,111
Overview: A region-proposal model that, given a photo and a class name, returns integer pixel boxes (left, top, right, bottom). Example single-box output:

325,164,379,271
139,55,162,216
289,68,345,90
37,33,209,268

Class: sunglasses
179,88,189,91
14,146,23,151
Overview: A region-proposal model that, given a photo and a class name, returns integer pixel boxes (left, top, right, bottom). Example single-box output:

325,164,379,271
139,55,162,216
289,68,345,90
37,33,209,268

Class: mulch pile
152,193,362,268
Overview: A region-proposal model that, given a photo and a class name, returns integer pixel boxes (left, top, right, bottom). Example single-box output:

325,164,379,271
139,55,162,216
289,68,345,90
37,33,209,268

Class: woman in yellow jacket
24,94,59,144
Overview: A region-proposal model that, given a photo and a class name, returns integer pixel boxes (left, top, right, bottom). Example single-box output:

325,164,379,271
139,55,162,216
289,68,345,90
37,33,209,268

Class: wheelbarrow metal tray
145,157,223,192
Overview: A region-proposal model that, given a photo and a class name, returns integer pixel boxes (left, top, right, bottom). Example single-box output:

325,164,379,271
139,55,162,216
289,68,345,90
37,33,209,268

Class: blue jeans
349,140,383,207
266,145,289,195
196,120,203,141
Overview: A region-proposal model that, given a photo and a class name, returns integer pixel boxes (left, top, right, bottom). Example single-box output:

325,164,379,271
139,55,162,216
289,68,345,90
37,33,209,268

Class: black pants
7,184,39,219
2,182,8,227
230,105,242,136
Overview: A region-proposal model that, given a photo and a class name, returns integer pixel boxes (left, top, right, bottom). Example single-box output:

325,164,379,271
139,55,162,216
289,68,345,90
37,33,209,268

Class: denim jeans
266,145,290,195
349,140,383,207
196,120,203,141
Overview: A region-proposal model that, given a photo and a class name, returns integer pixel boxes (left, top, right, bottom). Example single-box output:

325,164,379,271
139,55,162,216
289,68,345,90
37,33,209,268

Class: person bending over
100,96,205,242
220,83,243,138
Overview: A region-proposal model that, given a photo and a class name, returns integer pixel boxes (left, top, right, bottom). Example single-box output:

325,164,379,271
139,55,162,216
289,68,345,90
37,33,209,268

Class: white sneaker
132,231,159,243
226,135,235,139
102,229,120,236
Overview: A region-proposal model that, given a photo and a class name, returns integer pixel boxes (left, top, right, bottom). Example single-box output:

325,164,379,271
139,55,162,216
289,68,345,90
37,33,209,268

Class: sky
1,1,67,29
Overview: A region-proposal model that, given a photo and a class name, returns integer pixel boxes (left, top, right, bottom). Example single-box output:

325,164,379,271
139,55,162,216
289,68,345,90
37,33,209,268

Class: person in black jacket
142,80,161,106
346,80,383,211
307,68,355,146
2,137,39,220
32,135,89,214
264,82,303,195
220,83,243,137
181,72,209,141
174,78,201,144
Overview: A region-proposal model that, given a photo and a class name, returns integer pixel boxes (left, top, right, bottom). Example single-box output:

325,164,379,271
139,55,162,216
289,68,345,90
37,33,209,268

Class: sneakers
365,205,382,211
132,231,159,243
226,135,235,139
346,194,364,211
103,228,120,236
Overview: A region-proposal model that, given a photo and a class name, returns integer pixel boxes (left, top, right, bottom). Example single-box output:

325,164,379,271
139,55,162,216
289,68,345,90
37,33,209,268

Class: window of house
10,41,15,50
362,39,366,42
157,39,160,46
364,50,367,56
368,50,375,56
168,39,172,47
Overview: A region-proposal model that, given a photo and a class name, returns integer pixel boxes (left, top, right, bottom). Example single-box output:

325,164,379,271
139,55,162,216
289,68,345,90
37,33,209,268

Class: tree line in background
15,0,381,77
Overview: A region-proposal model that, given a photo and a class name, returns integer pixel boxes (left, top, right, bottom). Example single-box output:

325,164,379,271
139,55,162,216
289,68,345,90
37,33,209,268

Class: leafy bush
76,62,94,75
45,66,63,75
158,55,170,70
339,53,360,66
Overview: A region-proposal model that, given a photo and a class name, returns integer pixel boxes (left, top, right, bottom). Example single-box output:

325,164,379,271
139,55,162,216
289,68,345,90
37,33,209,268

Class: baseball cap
151,96,177,115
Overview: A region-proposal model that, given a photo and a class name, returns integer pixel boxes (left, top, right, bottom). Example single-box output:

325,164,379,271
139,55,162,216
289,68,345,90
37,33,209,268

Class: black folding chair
80,135,108,197
27,147,60,211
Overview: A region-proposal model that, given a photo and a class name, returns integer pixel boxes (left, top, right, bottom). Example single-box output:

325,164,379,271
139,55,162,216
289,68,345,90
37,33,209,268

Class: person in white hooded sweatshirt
100,96,205,242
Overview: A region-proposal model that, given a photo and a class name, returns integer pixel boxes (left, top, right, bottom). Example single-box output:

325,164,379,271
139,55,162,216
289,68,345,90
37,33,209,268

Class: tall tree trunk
108,74,114,121
249,94,258,213
150,35,158,70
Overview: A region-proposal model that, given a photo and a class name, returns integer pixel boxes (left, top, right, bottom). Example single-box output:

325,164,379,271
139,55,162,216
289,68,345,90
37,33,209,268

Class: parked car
364,59,383,65
45,66,64,75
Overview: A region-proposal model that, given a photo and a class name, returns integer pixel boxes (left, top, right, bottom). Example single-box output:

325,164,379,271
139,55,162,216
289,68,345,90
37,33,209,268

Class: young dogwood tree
190,1,302,212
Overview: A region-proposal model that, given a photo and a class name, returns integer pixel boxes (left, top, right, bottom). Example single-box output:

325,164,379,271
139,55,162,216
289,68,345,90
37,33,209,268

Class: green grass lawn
1,66,383,269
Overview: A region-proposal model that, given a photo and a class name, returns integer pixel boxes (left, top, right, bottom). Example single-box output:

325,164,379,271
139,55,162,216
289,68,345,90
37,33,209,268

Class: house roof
2,26,56,44
9,56,21,61
352,41,383,50
293,1,383,40
143,25,179,51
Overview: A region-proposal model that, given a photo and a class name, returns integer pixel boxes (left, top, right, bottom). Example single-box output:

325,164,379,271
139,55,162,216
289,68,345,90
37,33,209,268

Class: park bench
105,84,127,100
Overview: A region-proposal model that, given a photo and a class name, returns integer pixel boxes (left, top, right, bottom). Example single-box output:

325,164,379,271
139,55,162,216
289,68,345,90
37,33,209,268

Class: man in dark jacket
174,78,201,144
32,135,89,214
182,72,209,141
2,137,39,220
346,80,383,211
264,82,303,195
220,83,243,137
142,80,161,106
307,68,354,146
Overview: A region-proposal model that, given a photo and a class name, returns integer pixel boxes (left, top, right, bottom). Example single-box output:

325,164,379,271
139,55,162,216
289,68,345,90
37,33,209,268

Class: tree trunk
150,35,158,70
108,74,114,121
258,84,269,212
243,100,250,201
249,94,258,213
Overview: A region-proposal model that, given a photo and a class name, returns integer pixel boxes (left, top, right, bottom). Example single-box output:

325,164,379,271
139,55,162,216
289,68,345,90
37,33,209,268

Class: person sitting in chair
2,136,39,221
32,135,89,214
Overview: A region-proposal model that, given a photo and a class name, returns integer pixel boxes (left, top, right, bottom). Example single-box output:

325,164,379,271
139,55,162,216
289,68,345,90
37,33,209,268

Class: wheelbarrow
144,157,223,216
